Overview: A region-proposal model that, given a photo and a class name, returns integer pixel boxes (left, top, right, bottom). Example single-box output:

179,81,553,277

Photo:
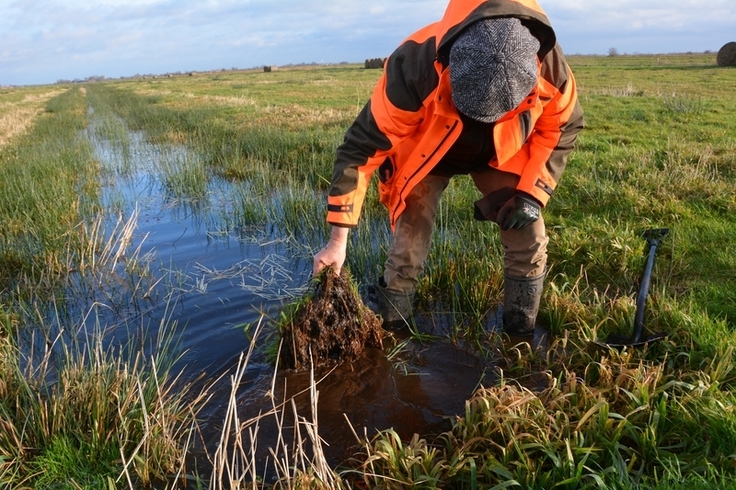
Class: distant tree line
56,75,106,84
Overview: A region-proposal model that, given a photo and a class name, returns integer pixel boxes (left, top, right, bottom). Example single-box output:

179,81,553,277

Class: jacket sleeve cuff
327,220,356,229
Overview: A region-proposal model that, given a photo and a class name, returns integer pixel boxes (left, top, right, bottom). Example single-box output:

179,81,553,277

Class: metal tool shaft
631,229,669,343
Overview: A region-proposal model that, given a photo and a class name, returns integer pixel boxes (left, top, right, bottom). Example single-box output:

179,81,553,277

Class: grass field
1,53,736,488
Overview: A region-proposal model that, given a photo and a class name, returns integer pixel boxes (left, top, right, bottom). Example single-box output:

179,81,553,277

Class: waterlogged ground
83,103,495,471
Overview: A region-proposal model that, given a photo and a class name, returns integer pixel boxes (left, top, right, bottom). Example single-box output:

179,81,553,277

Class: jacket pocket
378,156,394,184
519,110,532,142
378,156,394,205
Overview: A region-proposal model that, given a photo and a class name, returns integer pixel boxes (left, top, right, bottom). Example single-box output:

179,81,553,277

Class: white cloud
1,0,734,85
542,0,735,54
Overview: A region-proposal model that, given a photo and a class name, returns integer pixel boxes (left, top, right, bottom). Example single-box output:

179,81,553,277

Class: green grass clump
543,54,736,326
83,81,349,191
0,319,207,488
0,88,100,293
360,309,736,489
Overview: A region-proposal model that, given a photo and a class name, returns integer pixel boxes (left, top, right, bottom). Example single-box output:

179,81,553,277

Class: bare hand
313,227,349,276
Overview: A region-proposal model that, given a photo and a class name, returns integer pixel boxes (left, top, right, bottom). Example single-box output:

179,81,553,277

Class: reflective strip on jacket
327,0,585,229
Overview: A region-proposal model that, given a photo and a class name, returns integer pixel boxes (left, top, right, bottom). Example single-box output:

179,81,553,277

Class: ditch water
83,108,496,473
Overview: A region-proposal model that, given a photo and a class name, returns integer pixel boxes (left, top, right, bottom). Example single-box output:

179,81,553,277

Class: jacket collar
433,0,557,67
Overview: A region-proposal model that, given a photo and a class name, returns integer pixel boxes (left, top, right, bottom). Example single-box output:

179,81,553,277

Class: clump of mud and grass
279,268,383,370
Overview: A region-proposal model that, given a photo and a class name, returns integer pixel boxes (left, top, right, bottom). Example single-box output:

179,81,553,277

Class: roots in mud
279,268,383,370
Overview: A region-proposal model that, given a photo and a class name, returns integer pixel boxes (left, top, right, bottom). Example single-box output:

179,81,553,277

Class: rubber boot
371,277,415,331
502,273,544,337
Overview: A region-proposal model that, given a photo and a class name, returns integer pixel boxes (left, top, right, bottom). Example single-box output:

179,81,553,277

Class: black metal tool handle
631,228,669,343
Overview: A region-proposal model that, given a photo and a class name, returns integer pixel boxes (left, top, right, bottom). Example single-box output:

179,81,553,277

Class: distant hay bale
717,42,736,67
364,58,386,69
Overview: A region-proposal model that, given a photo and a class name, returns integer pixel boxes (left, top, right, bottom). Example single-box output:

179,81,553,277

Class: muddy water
85,115,496,472
199,326,495,474
279,335,493,463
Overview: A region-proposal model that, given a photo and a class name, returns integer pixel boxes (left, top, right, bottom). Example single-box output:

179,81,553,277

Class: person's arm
516,44,584,206
326,39,433,228
314,40,431,274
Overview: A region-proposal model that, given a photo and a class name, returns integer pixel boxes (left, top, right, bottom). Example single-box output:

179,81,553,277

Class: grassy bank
0,86,67,148
0,88,208,488
1,53,736,488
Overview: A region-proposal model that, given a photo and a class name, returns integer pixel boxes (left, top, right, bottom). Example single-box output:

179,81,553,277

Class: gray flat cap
450,18,540,123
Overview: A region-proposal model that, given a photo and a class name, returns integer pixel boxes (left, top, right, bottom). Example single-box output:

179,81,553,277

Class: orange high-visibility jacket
327,0,585,229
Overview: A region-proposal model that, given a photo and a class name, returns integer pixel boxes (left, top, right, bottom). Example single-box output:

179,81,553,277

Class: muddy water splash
83,107,496,472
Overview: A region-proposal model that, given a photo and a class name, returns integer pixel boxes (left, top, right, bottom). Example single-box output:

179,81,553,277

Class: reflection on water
198,325,496,478
282,336,493,464
83,106,496,473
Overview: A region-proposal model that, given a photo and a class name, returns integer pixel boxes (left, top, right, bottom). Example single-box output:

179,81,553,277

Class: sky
1,0,734,86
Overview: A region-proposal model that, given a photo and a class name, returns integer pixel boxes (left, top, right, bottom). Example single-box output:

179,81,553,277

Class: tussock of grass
359,321,736,489
356,257,736,487
0,316,209,488
278,268,383,370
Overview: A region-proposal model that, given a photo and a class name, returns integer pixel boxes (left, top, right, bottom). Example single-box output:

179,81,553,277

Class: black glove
496,192,541,231
474,187,517,222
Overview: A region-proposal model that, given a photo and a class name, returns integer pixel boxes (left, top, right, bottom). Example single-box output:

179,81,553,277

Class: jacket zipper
392,120,460,218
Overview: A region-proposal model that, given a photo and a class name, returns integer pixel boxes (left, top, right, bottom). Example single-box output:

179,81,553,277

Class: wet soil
279,268,384,370
196,317,496,479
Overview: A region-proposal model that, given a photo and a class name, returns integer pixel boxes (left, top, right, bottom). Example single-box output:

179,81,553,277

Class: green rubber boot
371,277,415,331
502,273,544,336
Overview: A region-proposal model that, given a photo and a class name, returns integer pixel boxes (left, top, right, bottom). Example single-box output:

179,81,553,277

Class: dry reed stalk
80,207,141,273
210,317,266,489
209,317,343,489
114,353,215,489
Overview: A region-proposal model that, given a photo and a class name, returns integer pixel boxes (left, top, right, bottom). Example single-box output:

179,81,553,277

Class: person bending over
313,0,584,336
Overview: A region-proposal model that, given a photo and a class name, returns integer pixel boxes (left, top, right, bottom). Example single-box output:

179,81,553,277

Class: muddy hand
313,227,349,276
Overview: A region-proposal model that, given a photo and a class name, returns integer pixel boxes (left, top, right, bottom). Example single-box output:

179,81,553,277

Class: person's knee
501,222,548,277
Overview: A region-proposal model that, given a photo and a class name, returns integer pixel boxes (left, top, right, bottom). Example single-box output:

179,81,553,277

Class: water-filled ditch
82,105,497,474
